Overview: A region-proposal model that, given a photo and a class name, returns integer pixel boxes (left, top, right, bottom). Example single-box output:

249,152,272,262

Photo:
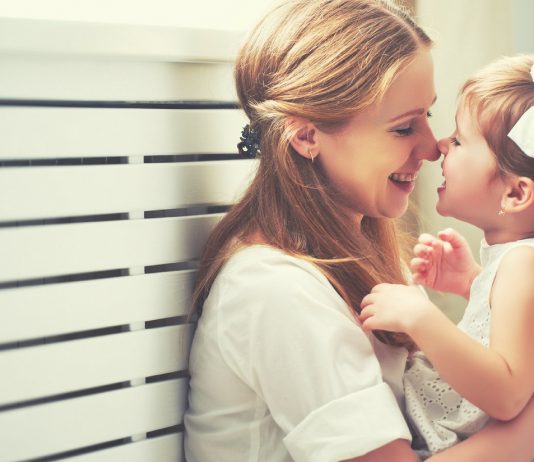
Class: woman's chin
384,202,410,219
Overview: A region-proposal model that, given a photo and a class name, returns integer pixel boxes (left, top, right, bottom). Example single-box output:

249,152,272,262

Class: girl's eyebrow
454,115,465,139
387,95,438,123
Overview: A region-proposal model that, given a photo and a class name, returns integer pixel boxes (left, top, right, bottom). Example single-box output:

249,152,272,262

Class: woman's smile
389,171,418,193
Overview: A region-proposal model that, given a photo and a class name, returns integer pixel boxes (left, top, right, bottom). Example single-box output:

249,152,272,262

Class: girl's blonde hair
193,0,432,348
460,54,534,180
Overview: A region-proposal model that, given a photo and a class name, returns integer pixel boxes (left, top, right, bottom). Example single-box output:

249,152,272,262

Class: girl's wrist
461,264,482,299
406,300,441,340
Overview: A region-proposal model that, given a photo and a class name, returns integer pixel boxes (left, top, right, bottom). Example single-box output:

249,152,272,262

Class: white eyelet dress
403,237,534,459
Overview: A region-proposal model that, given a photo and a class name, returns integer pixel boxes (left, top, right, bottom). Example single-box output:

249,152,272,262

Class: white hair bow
507,64,534,158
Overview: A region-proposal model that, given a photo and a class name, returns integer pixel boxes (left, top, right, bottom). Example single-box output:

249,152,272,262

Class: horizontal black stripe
0,98,240,109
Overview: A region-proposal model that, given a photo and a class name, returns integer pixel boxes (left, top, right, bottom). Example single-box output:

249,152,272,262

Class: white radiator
0,18,254,462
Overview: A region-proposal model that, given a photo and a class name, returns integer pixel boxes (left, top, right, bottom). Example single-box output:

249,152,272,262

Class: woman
184,1,534,460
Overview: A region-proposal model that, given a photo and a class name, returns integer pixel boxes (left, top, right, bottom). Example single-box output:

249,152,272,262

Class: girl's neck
484,228,534,246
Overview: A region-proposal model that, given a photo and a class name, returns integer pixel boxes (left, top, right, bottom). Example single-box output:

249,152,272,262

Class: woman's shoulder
220,245,326,286
207,244,346,316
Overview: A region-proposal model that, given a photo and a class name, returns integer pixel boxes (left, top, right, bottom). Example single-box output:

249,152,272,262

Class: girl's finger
412,272,427,285
437,227,467,249
413,243,433,258
360,293,374,309
410,257,430,272
418,233,438,245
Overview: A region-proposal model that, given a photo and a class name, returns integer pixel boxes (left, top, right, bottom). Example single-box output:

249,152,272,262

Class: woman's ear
501,176,534,213
286,117,320,161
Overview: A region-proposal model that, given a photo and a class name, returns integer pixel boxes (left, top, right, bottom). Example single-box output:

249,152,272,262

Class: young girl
360,54,534,459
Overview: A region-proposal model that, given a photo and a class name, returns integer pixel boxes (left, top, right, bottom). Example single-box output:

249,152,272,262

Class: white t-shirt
184,245,411,462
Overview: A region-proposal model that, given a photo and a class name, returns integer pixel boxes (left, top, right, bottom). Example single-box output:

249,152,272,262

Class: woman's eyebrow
387,95,438,123
387,107,425,123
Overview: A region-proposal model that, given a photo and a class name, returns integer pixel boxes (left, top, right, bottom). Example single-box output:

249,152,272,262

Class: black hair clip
237,124,261,158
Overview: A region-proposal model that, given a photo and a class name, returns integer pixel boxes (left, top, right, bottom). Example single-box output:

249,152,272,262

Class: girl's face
315,48,439,220
436,102,505,229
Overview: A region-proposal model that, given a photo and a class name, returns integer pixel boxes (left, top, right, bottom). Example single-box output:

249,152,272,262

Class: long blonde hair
193,0,432,348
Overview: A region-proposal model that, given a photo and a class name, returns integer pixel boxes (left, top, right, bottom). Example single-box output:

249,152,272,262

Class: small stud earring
308,149,316,163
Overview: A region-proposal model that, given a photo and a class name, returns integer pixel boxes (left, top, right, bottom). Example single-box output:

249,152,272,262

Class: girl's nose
437,137,449,156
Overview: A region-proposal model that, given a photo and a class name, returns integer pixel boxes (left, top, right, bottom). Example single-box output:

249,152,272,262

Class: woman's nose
416,125,440,162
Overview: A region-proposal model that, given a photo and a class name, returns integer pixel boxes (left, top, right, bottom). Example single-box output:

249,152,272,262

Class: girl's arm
360,246,534,421
482,246,534,418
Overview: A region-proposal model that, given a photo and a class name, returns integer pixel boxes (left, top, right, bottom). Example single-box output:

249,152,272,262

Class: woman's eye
450,136,460,146
394,127,413,136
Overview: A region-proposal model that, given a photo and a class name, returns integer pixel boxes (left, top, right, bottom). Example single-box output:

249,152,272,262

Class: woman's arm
342,439,419,462
428,395,534,462
345,396,534,462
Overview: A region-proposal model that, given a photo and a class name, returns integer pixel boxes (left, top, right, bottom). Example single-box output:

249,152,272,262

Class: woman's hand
411,228,480,299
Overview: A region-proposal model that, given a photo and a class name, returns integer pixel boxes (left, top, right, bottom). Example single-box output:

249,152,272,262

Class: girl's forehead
456,101,482,132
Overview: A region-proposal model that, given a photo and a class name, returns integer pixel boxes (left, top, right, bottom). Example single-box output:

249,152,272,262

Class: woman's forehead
375,49,436,123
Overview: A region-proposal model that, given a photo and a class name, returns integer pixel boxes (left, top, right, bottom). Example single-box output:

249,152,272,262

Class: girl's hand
360,283,437,335
411,228,480,299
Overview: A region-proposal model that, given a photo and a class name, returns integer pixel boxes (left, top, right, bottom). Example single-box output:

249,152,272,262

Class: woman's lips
388,172,417,193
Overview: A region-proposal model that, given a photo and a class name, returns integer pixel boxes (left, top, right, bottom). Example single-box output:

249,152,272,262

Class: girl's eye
450,136,460,146
394,127,413,136
427,111,432,118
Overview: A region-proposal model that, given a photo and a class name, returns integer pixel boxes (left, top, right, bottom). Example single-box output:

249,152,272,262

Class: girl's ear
501,176,534,213
286,117,320,161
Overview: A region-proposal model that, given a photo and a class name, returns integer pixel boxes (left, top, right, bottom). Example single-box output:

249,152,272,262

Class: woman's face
315,48,439,220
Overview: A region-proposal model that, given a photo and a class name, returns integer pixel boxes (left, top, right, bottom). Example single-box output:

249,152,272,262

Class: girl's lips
437,172,446,193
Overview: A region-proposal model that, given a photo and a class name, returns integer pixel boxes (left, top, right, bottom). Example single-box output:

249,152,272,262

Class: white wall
512,0,534,53
0,0,274,30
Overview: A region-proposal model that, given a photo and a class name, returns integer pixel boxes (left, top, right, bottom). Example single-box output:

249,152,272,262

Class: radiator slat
0,107,247,159
0,379,185,462
0,214,222,282
0,270,195,343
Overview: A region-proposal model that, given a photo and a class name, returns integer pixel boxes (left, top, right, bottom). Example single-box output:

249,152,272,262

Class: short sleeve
215,250,411,461
285,382,410,461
